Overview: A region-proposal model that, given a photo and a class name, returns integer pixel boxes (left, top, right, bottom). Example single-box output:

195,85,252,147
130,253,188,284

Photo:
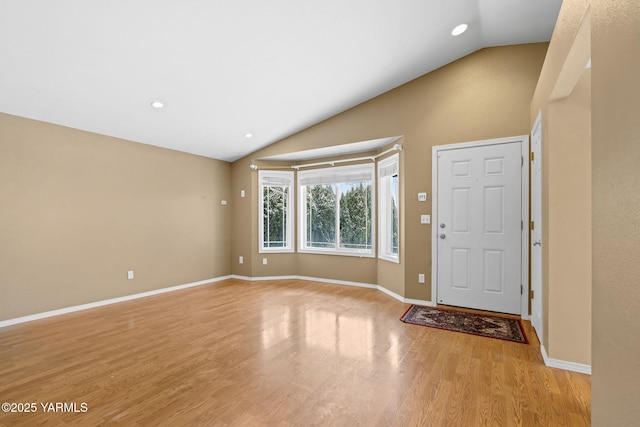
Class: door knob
440,223,446,228
439,234,446,239
533,240,541,246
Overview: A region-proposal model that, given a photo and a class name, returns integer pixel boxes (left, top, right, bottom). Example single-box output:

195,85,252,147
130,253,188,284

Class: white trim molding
231,274,433,306
0,276,232,328
1,273,590,377
540,345,592,375
230,274,376,288
0,273,433,329
404,297,437,307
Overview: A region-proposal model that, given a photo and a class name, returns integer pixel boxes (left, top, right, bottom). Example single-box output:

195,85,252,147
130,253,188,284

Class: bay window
259,170,294,252
298,164,375,256
378,154,399,262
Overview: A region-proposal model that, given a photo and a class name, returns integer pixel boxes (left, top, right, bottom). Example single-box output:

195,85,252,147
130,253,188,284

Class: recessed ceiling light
244,133,253,138
451,23,468,36
150,101,164,109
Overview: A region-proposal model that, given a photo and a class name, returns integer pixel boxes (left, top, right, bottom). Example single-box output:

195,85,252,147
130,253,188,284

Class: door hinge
521,156,524,166
521,285,523,295
530,221,535,230
521,220,523,230
530,289,535,299
530,152,535,161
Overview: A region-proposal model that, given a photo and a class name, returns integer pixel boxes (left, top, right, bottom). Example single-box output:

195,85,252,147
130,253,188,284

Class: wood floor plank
0,279,591,426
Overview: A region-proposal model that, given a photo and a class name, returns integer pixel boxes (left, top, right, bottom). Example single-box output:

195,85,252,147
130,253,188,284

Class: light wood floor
0,279,590,426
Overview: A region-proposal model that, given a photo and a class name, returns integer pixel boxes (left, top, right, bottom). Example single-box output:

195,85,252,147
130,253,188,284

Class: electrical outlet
240,190,245,198
239,256,244,264
418,274,425,283
127,270,134,280
221,200,227,205
262,258,268,265
420,215,431,224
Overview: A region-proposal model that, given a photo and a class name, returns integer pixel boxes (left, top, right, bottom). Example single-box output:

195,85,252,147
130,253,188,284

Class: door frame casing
431,135,530,318
530,112,543,338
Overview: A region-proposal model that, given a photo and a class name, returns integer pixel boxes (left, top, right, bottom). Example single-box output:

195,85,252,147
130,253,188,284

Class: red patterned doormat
400,305,528,344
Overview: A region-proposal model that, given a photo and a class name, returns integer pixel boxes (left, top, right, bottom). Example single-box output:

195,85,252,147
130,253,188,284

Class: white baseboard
230,274,294,282
231,274,376,288
404,297,437,307
375,285,406,302
540,345,592,375
0,276,232,328
2,274,588,377
297,275,378,289
231,274,434,306
376,285,434,306
1,274,433,329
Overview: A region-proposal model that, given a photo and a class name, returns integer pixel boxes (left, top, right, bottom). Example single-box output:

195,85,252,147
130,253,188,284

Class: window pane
339,182,372,250
391,175,399,254
306,184,336,248
263,186,288,248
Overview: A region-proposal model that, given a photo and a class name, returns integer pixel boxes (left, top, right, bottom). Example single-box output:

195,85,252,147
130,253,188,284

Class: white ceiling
0,0,562,162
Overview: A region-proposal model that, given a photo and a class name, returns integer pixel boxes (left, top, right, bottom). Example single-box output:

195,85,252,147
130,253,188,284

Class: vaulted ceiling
0,0,562,161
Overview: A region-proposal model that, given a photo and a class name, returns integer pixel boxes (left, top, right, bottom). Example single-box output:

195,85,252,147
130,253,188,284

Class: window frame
258,170,295,253
378,153,400,263
298,163,375,257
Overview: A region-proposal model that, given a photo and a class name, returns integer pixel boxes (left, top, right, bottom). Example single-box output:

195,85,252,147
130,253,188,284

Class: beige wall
230,160,254,277
0,113,231,320
529,0,592,364
231,43,548,299
532,0,640,422
591,0,640,424
547,71,592,365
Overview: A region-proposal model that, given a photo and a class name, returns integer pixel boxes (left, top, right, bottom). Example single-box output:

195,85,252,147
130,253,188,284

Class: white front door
436,142,522,314
530,115,543,339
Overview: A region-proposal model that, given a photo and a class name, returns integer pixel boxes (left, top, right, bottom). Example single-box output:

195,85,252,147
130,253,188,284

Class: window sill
298,248,375,258
378,254,400,264
259,248,295,254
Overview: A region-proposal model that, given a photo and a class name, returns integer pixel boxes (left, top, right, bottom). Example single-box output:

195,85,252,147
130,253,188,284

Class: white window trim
378,153,400,263
298,163,375,257
259,170,294,253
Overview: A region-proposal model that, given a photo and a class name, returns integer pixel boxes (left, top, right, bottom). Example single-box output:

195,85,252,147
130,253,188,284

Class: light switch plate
418,192,427,202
